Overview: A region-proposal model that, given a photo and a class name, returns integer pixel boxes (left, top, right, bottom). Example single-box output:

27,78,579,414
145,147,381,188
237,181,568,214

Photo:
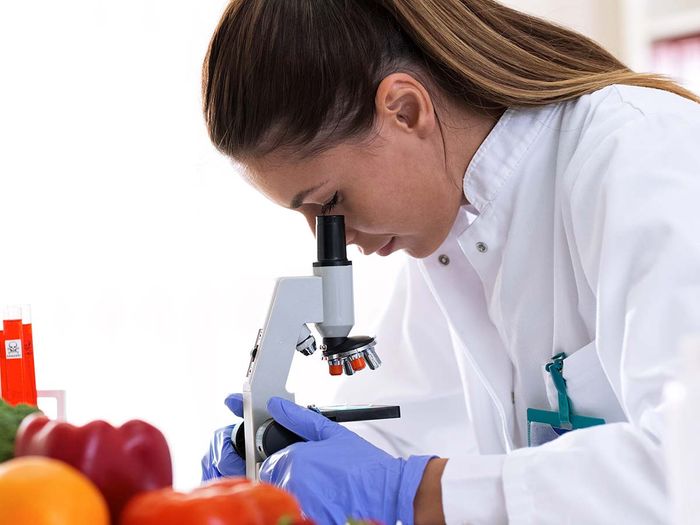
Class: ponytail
381,0,699,106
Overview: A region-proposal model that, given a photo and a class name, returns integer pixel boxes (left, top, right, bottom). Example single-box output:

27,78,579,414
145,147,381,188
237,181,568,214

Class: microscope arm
243,276,323,478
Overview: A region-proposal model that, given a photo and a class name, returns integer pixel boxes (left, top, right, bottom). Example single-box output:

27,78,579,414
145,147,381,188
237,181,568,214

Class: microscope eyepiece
314,215,351,267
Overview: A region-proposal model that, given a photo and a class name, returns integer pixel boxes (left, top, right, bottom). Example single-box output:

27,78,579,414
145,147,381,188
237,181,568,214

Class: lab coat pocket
543,341,627,424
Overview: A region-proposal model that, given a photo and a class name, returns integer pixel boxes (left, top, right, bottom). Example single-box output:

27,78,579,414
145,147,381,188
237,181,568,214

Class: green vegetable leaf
0,400,41,463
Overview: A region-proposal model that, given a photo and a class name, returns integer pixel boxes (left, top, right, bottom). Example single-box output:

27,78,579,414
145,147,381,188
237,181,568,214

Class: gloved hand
201,393,246,481
260,396,435,525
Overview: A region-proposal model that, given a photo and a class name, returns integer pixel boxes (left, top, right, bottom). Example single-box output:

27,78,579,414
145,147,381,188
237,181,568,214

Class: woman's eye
320,191,339,215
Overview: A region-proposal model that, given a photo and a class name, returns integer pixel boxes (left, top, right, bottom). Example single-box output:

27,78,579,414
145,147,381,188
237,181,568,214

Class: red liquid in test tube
2,306,25,405
0,328,6,401
22,305,37,406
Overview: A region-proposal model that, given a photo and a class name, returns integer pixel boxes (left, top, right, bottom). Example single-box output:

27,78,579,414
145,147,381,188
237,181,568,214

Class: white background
1,0,698,489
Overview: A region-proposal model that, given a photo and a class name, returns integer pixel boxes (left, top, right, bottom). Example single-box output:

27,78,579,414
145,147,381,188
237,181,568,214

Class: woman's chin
405,245,431,259
405,235,450,259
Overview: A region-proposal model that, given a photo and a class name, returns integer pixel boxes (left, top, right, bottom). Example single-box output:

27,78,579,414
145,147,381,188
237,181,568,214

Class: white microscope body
241,215,381,479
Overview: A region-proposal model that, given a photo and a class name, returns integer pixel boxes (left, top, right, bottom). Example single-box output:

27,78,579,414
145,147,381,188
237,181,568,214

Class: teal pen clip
527,352,605,446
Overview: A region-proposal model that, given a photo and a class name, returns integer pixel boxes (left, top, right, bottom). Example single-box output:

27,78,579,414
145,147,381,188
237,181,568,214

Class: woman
200,0,700,523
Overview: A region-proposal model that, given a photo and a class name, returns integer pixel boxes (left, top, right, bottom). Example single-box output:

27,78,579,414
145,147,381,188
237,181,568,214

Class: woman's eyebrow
290,180,328,209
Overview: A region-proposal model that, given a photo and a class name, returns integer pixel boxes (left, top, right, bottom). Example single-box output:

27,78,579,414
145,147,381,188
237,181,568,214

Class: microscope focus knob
296,333,317,356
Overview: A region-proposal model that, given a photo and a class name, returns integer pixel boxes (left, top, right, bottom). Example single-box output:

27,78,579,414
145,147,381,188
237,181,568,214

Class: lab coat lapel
419,209,516,453
447,104,561,450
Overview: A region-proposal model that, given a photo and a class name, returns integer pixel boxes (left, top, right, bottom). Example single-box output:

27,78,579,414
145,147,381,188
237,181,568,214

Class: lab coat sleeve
325,257,479,461
496,109,700,524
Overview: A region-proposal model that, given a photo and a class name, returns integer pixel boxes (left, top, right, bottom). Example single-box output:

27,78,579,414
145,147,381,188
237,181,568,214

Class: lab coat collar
463,105,558,214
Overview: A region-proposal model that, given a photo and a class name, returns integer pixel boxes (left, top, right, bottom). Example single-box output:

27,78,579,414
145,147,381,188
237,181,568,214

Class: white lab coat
329,84,700,524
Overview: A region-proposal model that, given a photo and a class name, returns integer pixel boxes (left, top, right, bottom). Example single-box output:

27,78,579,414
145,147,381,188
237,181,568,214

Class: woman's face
241,74,497,259
243,139,463,259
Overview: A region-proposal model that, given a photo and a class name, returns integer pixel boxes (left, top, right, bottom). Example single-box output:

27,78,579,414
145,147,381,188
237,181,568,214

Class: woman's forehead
243,145,348,180
239,154,334,204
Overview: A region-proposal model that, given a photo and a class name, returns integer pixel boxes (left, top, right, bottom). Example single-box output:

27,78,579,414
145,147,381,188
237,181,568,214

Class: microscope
233,215,399,479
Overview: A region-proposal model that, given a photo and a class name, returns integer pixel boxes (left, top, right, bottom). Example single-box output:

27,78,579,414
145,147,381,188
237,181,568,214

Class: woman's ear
375,73,436,138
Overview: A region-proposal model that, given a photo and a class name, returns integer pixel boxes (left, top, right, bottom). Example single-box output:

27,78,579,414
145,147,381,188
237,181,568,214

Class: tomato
0,456,109,524
121,477,303,525
228,478,303,524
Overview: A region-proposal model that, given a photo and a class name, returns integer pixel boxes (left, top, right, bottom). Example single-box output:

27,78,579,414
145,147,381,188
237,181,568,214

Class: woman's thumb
224,393,244,417
266,396,345,441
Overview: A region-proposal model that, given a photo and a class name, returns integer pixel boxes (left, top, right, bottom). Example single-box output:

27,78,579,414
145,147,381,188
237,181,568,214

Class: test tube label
5,339,22,359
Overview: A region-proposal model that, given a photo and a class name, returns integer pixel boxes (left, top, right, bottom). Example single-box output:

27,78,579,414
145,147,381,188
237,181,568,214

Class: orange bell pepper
120,477,304,525
0,456,109,524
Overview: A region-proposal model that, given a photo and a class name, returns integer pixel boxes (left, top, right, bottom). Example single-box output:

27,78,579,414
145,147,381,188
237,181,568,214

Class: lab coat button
438,254,450,266
476,242,488,253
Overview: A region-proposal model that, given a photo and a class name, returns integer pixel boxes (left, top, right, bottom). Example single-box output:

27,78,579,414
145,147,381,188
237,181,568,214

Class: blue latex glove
260,396,435,525
201,393,246,481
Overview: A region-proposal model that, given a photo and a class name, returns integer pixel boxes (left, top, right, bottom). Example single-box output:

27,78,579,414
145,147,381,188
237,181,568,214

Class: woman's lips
377,236,396,257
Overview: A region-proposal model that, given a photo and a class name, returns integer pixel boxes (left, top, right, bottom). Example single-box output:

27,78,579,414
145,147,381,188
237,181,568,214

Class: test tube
21,305,37,406
2,305,25,405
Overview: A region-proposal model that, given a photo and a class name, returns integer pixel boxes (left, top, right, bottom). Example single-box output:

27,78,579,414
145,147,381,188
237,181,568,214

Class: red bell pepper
14,414,172,523
120,477,303,525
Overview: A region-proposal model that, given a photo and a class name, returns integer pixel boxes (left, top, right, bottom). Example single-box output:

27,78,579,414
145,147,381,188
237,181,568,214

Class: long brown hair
202,0,699,159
